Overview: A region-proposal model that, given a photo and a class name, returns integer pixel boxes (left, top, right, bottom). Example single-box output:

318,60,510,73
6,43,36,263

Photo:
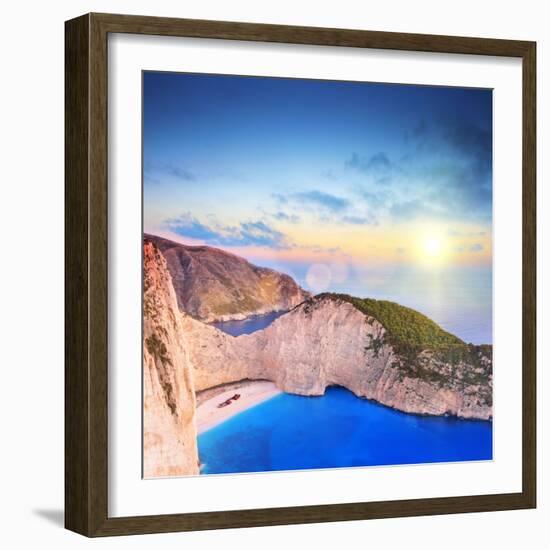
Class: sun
423,236,444,257
413,228,449,264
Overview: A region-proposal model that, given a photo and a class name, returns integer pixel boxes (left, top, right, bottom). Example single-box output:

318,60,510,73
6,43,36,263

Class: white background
0,0,547,548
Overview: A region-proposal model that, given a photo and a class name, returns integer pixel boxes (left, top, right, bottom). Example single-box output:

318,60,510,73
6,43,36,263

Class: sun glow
413,228,449,265
423,236,444,257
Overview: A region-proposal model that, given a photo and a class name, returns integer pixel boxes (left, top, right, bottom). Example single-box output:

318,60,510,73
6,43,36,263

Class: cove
198,386,493,475
212,310,286,336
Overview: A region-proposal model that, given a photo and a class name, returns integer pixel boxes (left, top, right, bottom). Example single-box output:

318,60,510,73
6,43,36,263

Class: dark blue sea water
198,386,493,475
212,311,286,336
211,277,492,344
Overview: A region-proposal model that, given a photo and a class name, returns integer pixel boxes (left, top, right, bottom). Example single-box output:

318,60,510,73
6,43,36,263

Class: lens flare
306,263,332,293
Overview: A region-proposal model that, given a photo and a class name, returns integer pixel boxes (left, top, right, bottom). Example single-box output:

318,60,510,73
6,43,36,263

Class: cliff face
145,234,309,322
143,242,199,478
185,296,492,420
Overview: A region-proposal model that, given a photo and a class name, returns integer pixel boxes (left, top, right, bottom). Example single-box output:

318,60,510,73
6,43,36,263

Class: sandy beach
195,380,281,434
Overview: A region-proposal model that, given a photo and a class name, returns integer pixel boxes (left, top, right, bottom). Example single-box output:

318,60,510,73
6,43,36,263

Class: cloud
389,199,443,221
359,189,389,210
453,243,484,253
445,123,492,181
164,165,196,182
164,215,224,242
144,175,161,185
291,190,349,212
448,229,487,237
412,119,428,139
144,162,196,184
347,152,390,173
274,189,379,226
273,211,300,223
405,118,493,218
165,214,289,249
239,221,287,248
343,117,493,225
341,215,378,226
321,169,339,181
346,152,394,184
272,193,288,204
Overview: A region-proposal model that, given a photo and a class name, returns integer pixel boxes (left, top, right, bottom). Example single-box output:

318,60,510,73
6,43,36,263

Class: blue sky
143,71,493,343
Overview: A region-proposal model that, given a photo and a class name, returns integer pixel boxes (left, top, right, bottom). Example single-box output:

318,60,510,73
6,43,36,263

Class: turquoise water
198,386,493,475
205,293,493,475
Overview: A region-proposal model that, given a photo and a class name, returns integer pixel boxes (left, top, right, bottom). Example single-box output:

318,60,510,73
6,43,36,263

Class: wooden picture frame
65,12,536,537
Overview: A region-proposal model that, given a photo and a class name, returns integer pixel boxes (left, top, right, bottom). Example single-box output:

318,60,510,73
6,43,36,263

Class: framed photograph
65,13,536,536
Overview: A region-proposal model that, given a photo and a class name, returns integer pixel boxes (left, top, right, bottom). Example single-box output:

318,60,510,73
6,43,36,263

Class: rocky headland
184,294,492,420
145,234,310,322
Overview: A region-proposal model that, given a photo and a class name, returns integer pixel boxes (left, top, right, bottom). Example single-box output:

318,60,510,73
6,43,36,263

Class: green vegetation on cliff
315,293,491,396
318,293,464,348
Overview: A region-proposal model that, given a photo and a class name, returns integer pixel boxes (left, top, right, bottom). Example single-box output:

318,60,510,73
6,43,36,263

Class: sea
199,305,493,475
211,311,286,336
198,386,492,475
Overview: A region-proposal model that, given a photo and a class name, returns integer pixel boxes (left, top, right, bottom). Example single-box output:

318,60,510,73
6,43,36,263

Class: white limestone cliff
184,296,492,420
143,242,199,478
